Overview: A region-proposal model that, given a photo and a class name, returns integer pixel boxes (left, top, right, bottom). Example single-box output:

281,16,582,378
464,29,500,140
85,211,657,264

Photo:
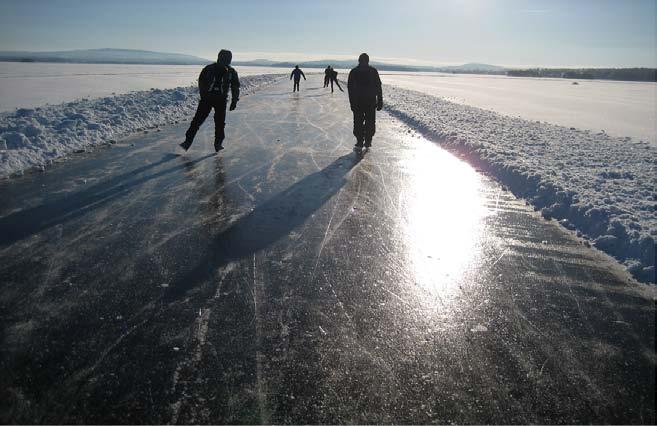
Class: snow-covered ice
0,74,284,178
0,62,288,112
384,84,656,283
381,72,657,145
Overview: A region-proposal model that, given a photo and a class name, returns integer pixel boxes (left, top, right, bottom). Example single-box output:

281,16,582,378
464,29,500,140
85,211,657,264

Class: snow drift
384,85,656,284
0,74,284,179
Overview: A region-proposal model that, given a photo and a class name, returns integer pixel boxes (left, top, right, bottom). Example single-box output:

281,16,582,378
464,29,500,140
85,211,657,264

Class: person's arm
198,66,211,98
290,70,294,80
230,69,240,110
347,70,355,109
374,69,383,110
301,70,306,80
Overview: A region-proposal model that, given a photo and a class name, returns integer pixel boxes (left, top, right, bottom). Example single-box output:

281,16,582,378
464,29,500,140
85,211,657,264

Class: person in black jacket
180,49,240,152
347,53,382,149
324,66,332,88
290,65,306,92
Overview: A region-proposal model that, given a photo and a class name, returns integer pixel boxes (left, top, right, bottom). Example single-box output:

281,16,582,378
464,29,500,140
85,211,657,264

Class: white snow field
384,85,656,283
0,74,284,178
381,72,657,145
0,62,286,112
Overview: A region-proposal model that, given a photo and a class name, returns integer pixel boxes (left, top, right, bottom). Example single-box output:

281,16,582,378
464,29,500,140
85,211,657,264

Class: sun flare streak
401,139,489,301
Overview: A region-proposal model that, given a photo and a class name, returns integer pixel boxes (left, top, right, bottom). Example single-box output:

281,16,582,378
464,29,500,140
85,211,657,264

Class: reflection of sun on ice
401,140,489,301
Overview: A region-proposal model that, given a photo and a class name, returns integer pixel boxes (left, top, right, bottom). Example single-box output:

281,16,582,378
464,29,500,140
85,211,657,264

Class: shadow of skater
165,153,362,300
0,153,215,246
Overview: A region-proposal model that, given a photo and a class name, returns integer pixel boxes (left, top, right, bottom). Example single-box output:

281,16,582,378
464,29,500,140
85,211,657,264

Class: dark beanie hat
218,49,232,65
358,53,369,65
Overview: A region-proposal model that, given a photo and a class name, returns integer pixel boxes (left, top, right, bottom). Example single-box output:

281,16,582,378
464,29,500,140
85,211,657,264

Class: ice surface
0,74,284,178
381,72,657,145
384,84,656,283
0,62,289,112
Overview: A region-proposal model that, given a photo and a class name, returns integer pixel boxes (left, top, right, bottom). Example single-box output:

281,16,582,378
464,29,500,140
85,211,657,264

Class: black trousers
352,107,376,143
186,95,227,144
330,78,343,92
293,79,300,92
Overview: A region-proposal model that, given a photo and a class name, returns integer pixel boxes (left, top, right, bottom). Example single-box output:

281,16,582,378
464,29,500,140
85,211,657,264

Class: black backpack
208,65,232,96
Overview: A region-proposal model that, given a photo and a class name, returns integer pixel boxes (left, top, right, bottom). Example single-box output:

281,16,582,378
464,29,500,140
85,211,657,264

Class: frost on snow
384,84,656,284
0,74,284,179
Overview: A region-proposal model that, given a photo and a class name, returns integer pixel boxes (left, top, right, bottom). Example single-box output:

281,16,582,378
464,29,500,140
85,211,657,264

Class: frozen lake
380,72,657,144
0,62,285,112
1,62,654,144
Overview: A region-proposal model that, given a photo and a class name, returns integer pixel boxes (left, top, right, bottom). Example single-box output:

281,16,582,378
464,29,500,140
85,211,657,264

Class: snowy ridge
0,74,285,179
384,85,656,283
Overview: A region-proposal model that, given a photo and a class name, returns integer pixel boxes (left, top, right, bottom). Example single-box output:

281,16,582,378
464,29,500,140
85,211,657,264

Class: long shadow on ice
166,153,361,301
0,153,215,246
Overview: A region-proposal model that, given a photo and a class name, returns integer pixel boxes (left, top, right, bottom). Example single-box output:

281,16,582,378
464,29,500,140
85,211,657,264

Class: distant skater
181,49,239,153
324,66,332,87
290,65,306,92
329,67,344,93
347,53,382,149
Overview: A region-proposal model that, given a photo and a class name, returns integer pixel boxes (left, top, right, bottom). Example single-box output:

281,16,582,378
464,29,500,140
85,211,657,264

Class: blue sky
0,0,655,67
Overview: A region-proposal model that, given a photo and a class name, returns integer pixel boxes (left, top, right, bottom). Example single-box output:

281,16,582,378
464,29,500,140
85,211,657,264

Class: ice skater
324,66,332,88
329,67,344,93
347,53,382,150
290,65,306,92
180,49,240,153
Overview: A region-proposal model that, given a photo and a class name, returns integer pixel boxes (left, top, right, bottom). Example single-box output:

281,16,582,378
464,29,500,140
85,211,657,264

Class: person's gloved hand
229,100,237,111
377,100,383,111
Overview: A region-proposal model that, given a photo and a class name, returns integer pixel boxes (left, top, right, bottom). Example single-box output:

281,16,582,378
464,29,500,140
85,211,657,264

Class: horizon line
0,47,654,69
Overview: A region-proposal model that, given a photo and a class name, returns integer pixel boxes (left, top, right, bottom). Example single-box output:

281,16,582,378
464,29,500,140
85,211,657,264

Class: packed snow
380,72,657,145
0,62,287,112
0,74,284,178
383,84,656,283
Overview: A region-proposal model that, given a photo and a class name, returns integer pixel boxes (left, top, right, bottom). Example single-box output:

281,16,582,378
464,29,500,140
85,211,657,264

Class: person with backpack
347,53,383,149
290,65,306,92
180,49,240,152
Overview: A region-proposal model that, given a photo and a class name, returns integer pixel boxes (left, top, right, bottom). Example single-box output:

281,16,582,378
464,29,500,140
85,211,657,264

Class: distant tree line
507,68,656,82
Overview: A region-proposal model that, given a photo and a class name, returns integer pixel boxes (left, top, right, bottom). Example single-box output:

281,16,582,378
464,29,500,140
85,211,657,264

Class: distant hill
232,59,507,74
0,48,211,65
507,67,657,82
441,63,507,72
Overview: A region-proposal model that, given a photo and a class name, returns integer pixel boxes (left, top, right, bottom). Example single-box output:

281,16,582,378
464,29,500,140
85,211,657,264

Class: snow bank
0,74,284,178
384,85,656,284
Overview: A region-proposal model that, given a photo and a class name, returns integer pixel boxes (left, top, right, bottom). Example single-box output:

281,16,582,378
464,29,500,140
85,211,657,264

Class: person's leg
364,107,376,147
334,79,344,92
330,79,334,93
183,98,212,149
213,99,228,151
352,109,365,147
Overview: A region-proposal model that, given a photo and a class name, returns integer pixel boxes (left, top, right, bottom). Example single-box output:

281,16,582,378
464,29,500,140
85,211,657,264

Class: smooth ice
0,76,654,424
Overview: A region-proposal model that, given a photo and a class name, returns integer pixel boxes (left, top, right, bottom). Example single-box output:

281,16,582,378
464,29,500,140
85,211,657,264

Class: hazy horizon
1,0,655,68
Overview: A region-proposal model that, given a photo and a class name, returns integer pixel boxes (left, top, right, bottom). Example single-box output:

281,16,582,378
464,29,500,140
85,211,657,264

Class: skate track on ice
0,76,654,424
